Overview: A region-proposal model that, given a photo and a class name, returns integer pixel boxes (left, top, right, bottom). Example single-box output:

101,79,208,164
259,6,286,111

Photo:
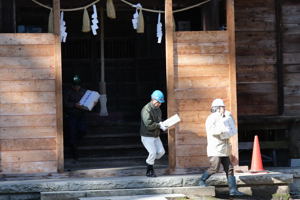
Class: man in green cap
64,75,87,160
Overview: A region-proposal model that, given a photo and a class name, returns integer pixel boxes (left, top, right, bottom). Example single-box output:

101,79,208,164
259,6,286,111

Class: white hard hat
211,98,225,107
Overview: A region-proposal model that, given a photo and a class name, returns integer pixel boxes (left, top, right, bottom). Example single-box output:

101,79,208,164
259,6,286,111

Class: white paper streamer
91,5,99,35
156,13,163,43
131,3,142,30
60,12,67,42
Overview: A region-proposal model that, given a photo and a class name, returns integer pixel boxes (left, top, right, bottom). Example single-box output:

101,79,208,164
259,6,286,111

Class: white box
79,90,100,111
162,114,181,128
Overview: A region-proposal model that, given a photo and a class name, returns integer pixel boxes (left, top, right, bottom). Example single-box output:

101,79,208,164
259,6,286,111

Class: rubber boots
228,175,245,196
146,164,157,177
198,171,210,187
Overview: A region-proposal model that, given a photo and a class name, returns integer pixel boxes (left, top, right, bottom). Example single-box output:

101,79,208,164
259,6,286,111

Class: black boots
198,171,210,187
146,164,156,177
228,175,245,196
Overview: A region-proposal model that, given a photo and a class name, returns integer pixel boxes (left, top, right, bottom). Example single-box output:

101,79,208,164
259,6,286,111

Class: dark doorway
60,7,168,170
13,0,168,171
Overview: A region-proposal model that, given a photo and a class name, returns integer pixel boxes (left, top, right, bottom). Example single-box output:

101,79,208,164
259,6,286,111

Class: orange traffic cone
250,135,266,173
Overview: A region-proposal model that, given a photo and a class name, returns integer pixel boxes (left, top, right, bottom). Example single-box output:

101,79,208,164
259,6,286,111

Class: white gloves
220,132,231,140
159,122,168,131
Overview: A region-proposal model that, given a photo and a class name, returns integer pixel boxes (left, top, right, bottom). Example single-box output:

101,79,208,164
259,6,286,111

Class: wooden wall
282,0,300,115
235,0,278,115
0,34,58,173
173,31,233,168
235,0,300,116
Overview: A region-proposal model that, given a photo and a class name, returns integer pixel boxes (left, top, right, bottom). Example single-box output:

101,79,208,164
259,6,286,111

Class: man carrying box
63,75,87,160
140,90,168,177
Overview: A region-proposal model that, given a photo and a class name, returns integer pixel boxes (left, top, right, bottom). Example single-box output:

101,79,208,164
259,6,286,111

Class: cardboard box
79,90,100,111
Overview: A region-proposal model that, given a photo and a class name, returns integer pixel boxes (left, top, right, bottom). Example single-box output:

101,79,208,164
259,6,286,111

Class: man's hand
75,103,86,110
159,122,168,131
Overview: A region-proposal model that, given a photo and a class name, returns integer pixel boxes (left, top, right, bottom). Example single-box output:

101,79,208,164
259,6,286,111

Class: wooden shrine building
0,0,300,175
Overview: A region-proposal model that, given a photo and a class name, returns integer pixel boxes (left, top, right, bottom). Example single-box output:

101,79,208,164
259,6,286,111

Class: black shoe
146,169,157,177
146,164,157,177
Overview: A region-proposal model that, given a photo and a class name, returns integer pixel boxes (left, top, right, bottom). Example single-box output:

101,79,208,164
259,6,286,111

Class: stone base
0,171,294,200
290,159,300,167
41,186,215,200
79,194,186,200
216,185,289,199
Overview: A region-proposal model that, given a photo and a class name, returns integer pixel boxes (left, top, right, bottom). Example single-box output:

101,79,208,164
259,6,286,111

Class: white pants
141,136,165,165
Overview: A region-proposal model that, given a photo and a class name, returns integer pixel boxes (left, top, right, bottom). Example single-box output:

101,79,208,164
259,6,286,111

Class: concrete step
41,186,215,200
65,165,168,178
0,172,294,200
79,194,186,200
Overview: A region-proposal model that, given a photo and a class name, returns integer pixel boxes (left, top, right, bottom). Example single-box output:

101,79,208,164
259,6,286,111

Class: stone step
41,186,215,200
0,172,294,200
79,194,187,200
65,165,168,178
0,166,168,181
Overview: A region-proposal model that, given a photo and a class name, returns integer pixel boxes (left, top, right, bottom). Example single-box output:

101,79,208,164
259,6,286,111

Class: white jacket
205,110,237,157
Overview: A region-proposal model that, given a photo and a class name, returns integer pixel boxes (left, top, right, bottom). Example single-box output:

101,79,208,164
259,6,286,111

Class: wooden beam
165,0,176,172
53,0,60,35
275,0,284,115
226,0,239,166
53,0,64,172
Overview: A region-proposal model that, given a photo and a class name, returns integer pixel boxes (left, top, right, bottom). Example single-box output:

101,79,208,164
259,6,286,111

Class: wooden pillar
53,0,60,35
165,0,176,172
275,0,284,115
53,0,64,172
226,0,239,165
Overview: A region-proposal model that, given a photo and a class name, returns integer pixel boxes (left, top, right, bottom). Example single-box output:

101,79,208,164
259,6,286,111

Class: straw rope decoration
31,0,211,13
106,0,116,19
31,0,101,11
82,8,91,32
31,0,211,35
119,0,211,13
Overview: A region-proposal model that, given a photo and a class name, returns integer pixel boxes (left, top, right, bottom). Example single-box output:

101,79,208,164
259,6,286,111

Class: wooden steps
64,113,168,170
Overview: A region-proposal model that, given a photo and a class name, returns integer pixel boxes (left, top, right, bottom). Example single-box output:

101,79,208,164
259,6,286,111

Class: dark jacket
140,102,162,138
64,87,87,117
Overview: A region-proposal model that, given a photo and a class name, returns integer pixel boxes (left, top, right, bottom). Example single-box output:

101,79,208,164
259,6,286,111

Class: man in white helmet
199,98,245,196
